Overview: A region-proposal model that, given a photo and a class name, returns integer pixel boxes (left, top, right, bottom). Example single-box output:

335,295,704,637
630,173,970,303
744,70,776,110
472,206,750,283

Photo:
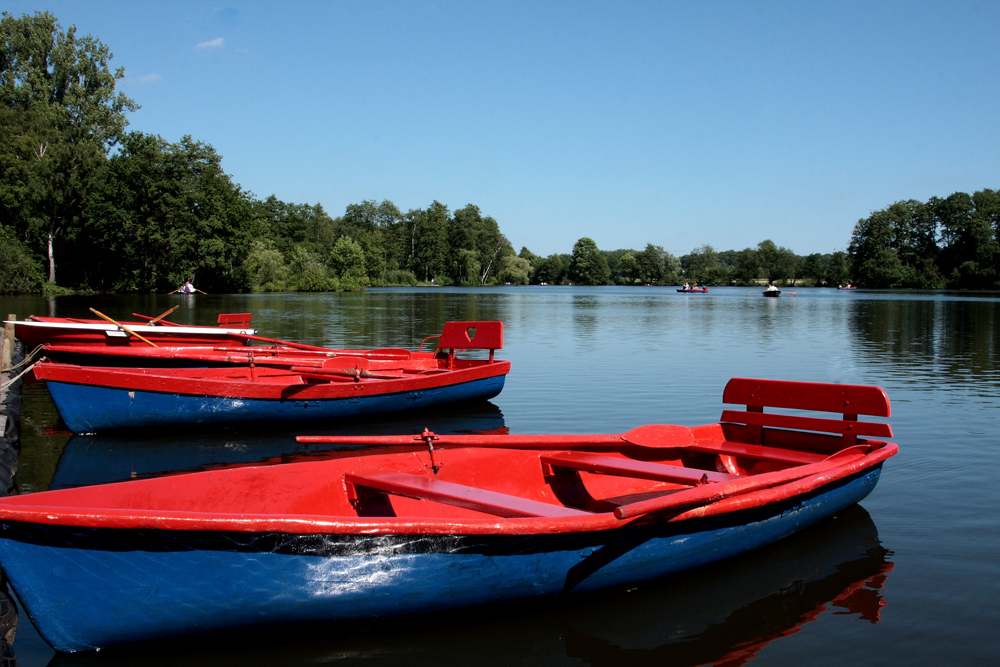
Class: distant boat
763,289,781,297
0,377,897,652
838,285,857,290
677,286,709,293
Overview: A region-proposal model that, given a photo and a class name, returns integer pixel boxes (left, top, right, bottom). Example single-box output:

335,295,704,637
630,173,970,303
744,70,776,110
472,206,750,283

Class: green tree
800,253,827,285
618,251,639,284
732,248,760,285
79,133,257,292
1,11,138,284
0,223,43,293
496,255,531,285
242,240,288,291
568,237,610,285
328,235,369,290
825,251,850,287
932,192,998,288
682,245,721,285
409,201,450,282
287,246,329,291
535,254,565,284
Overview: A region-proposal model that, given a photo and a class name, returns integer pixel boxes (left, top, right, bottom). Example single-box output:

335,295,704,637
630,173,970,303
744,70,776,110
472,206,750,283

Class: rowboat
762,289,781,297
677,287,709,293
8,312,256,349
838,285,858,290
0,378,896,652
33,321,509,433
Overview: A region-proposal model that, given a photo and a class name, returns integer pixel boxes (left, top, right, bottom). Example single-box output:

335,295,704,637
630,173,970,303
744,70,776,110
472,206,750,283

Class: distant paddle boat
0,377,897,652
677,286,709,293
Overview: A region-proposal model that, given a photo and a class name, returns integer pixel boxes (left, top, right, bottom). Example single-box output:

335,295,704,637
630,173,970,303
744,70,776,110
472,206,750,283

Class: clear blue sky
7,0,999,257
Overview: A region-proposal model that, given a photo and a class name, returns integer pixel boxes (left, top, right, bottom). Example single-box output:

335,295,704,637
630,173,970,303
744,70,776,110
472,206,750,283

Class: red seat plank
687,441,827,465
720,410,893,438
344,472,587,518
540,452,739,485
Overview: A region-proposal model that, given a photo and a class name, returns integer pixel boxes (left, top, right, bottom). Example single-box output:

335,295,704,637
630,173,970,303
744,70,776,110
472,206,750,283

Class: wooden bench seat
540,452,739,485
345,472,588,518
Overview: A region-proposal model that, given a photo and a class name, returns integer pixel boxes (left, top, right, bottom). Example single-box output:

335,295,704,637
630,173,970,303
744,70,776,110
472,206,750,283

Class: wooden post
1,315,14,372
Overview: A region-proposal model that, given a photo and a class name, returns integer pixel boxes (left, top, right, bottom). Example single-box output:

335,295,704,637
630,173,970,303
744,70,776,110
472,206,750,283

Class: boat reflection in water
45,504,892,667
49,401,508,490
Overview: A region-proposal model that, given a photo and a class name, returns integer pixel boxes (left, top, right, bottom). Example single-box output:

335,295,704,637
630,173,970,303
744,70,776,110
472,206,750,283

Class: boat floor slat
345,472,589,518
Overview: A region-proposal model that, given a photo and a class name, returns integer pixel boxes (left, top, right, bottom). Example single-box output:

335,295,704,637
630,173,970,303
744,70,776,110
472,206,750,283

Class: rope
0,360,41,392
3,344,44,373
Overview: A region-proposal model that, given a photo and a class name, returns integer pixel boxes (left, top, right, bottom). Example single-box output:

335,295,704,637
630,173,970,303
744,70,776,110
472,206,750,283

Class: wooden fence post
2,315,14,372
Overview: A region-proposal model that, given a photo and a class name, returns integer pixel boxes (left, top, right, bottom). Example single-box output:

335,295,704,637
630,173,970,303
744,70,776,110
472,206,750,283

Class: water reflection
45,505,891,667
48,402,506,489
850,299,1000,391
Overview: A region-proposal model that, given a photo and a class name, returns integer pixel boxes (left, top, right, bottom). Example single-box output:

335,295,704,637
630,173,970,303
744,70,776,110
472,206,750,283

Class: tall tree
568,237,610,285
1,11,138,283
932,192,997,288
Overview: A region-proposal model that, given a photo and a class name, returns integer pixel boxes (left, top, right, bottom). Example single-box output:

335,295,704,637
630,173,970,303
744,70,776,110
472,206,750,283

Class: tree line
846,191,1000,289
2,12,996,294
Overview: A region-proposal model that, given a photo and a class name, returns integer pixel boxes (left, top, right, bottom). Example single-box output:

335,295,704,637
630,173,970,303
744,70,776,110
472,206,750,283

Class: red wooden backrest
723,378,890,418
720,378,893,448
437,321,503,351
217,313,253,326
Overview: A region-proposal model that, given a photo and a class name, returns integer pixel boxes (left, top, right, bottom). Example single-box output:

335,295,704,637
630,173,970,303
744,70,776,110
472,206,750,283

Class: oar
167,288,181,295
296,424,695,448
229,332,339,352
195,288,208,294
146,306,179,325
88,308,159,348
612,444,871,520
290,366,405,381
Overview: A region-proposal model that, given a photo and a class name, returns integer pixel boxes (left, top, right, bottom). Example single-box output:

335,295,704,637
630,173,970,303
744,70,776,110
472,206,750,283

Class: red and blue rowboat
677,286,709,293
9,312,256,349
0,378,897,652
33,322,508,433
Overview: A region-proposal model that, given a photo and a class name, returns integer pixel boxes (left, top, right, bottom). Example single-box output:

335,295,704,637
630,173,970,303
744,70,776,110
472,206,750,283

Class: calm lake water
1,286,997,666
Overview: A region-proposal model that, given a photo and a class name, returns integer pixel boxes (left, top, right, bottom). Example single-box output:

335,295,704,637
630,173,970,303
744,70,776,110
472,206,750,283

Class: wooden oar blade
620,424,696,448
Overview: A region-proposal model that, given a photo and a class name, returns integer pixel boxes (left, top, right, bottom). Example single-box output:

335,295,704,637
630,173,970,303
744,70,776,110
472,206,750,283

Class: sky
6,0,999,257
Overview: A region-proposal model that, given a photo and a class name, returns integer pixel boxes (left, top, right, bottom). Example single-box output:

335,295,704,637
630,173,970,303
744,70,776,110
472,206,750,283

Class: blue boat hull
43,375,506,433
0,466,883,652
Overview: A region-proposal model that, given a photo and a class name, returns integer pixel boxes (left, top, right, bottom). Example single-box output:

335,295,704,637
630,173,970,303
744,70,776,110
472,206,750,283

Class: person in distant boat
180,279,196,294
683,282,690,290
766,284,779,292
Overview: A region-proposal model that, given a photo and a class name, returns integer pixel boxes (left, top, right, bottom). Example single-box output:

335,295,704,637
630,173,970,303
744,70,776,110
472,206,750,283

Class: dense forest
1,12,997,294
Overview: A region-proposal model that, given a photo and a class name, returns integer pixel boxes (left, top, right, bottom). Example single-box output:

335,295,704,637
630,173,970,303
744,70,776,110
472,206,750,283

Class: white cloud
196,37,224,50
136,73,161,84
